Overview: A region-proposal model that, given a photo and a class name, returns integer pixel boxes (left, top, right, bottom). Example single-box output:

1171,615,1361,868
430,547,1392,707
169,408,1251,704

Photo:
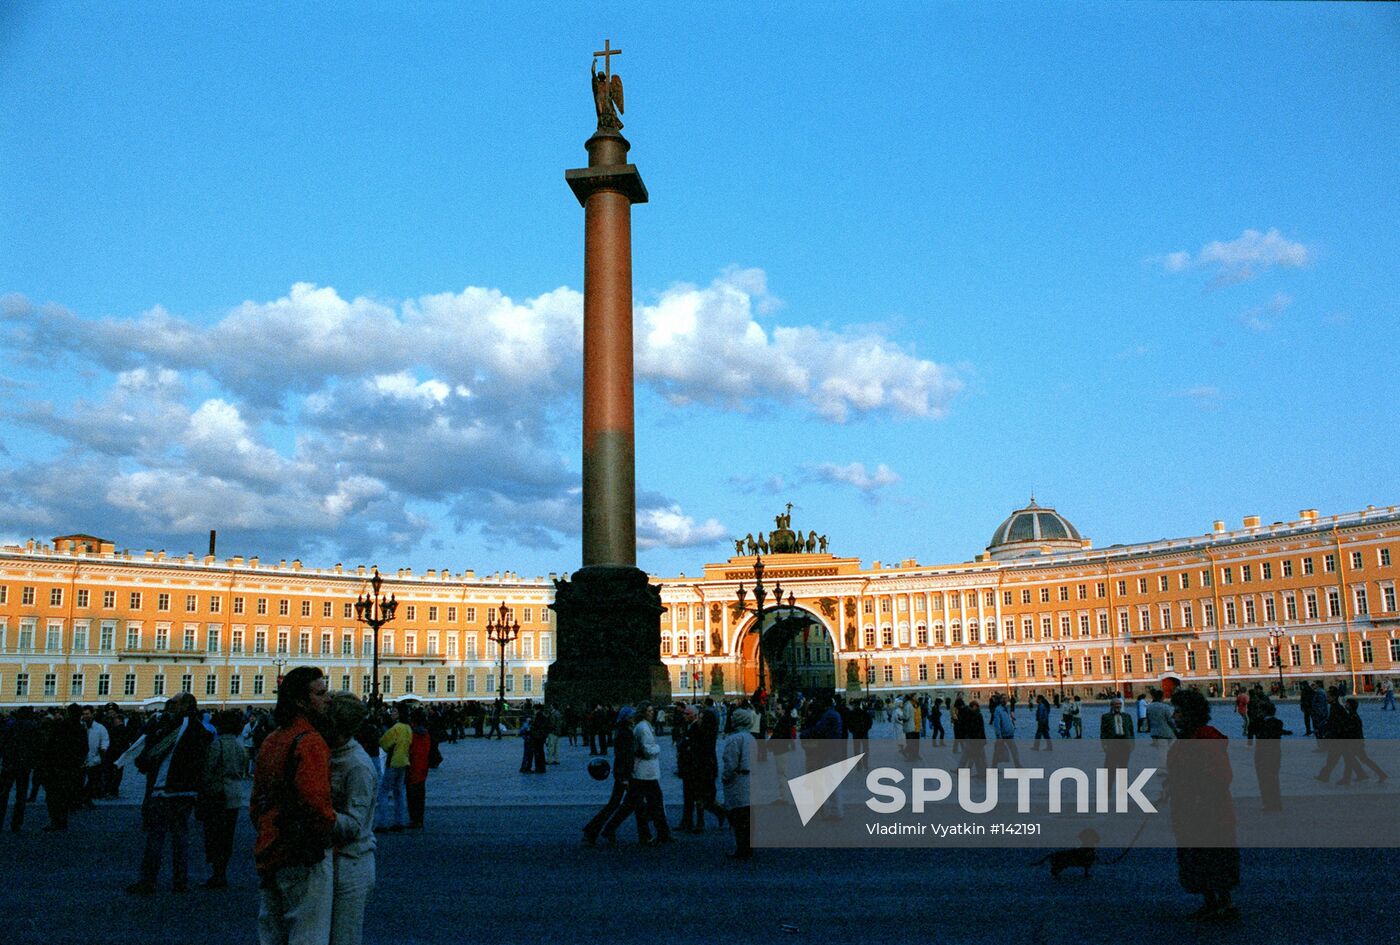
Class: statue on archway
844,622,857,649
845,659,861,692
734,537,745,556
805,531,817,553
744,533,757,555
818,534,829,553
710,664,724,693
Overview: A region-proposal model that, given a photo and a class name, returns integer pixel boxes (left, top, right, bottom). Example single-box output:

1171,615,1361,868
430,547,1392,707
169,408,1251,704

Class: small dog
1031,828,1100,878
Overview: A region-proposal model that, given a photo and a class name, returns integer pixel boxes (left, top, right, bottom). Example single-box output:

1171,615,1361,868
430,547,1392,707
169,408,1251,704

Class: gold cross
593,39,621,79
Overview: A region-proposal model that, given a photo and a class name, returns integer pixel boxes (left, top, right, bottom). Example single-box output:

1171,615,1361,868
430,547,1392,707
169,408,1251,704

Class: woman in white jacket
721,708,756,860
327,693,378,945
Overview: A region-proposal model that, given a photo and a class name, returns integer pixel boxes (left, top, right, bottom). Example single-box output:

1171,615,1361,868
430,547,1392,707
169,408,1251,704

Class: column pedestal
547,565,671,708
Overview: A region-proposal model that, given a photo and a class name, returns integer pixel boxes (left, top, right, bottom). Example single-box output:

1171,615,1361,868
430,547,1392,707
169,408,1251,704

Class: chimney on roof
1212,520,1226,533
1243,515,1261,528
1299,509,1318,522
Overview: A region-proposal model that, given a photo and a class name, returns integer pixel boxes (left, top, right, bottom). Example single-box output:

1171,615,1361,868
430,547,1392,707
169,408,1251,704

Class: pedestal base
546,565,672,708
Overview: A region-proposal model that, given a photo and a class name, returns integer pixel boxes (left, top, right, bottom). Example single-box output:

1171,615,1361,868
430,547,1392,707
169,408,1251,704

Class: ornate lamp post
272,656,288,689
1051,643,1068,704
485,602,521,718
739,554,795,711
1268,627,1286,697
353,568,398,708
859,648,875,694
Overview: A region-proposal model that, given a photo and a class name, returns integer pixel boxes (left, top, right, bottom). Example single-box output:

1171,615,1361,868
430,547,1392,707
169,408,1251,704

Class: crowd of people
0,678,1395,937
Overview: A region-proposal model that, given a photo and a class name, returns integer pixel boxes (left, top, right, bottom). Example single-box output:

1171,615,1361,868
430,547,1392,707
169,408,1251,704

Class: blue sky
1,3,1397,578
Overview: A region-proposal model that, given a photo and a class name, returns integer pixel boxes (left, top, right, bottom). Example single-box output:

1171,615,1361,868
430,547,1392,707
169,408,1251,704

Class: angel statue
734,538,745,556
591,58,624,131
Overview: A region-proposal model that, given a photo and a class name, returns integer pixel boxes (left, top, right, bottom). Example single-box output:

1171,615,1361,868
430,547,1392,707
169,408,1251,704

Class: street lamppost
739,557,795,705
1051,643,1068,705
1268,627,1286,698
485,602,520,727
272,656,288,690
859,648,874,695
353,568,398,709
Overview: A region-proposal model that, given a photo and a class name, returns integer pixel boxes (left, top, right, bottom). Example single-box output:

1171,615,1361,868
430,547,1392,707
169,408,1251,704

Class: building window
183,626,197,651
154,625,169,650
1242,565,1252,583
278,599,289,617
207,626,220,653
152,673,166,696
257,598,268,616
447,606,458,622
1021,589,1032,604
1326,590,1341,618
404,675,415,694
1181,604,1193,629
70,672,84,696
1244,599,1256,624
298,631,310,654
406,605,417,621
232,629,244,654
1059,586,1070,602
122,672,136,696
1248,646,1260,669
1040,588,1051,603
1222,568,1233,586
103,590,116,609
1334,641,1347,664
157,593,171,612
1282,559,1293,578
15,673,29,697
1361,639,1374,664
343,602,353,619
1381,548,1392,567
1264,597,1276,622
210,596,221,614
1350,551,1363,571
1261,562,1273,580
1305,592,1319,620
254,674,265,696
1179,572,1190,590
446,674,457,694
301,600,311,618
1383,586,1396,613
98,673,110,696
180,673,193,694
1227,648,1239,670
129,592,142,609
321,632,332,655
230,674,242,696
466,607,477,622
1354,588,1369,616
1137,578,1148,594
323,601,333,618
1303,557,1315,576
233,596,245,615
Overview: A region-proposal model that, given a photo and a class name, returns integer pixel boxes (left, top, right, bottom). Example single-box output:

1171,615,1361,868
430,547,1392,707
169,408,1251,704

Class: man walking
583,707,636,845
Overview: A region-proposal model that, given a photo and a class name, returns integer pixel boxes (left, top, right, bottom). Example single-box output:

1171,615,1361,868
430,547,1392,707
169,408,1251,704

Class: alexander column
548,40,670,708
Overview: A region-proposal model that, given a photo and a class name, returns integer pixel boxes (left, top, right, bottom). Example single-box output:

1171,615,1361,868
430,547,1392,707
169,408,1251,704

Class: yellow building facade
2,502,1398,707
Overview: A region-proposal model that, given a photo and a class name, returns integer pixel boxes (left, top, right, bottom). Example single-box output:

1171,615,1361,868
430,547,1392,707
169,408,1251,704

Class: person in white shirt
81,706,109,807
604,703,672,847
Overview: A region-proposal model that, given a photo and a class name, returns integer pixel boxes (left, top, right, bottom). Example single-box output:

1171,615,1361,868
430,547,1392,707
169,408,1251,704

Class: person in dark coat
1166,688,1240,922
1251,702,1290,811
0,707,39,831
41,704,88,831
582,707,638,844
127,693,213,894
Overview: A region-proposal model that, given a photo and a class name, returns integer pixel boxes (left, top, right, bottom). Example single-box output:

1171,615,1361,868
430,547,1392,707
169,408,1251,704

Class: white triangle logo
788,753,864,826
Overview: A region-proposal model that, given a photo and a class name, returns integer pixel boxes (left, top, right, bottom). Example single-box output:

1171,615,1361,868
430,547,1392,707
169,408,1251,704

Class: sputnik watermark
865,765,1158,815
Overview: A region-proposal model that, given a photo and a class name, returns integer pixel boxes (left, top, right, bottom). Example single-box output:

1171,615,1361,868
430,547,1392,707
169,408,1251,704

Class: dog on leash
1030,828,1101,878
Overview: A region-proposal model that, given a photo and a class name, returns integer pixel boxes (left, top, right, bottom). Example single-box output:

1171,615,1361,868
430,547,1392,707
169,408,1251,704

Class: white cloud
636,269,962,422
0,270,955,561
1158,228,1311,286
1239,293,1292,332
637,503,728,550
816,462,900,493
